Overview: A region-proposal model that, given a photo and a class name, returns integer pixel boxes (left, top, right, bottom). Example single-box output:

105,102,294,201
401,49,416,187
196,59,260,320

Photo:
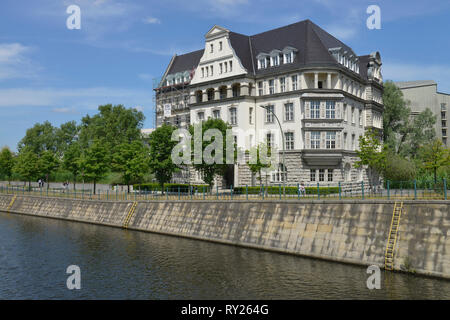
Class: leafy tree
79,140,110,194
189,119,234,190
13,147,40,190
419,139,450,183
355,129,387,187
18,121,58,154
112,141,150,193
39,150,60,190
62,142,82,190
383,152,416,181
56,121,79,155
247,143,273,188
148,124,179,193
0,147,15,183
79,104,144,152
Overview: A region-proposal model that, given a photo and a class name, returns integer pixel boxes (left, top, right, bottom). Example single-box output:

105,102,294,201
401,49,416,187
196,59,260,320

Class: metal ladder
385,201,404,271
6,195,17,212
123,202,137,229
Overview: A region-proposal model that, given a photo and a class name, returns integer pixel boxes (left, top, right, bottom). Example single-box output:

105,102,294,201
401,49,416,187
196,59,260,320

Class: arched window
232,83,240,97
272,163,287,182
195,90,203,103
207,88,215,101
219,86,227,99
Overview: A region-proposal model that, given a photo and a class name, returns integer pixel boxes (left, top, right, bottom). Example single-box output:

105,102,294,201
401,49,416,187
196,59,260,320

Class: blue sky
1,0,450,151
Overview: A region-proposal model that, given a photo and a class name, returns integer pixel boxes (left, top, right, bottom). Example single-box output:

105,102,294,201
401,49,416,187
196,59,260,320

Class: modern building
395,80,450,147
155,19,384,187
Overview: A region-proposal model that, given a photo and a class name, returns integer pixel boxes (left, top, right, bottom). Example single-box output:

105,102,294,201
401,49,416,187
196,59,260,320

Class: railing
0,179,448,201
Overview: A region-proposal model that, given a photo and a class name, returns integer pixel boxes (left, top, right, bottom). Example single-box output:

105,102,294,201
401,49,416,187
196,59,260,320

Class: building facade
155,20,384,187
395,80,450,147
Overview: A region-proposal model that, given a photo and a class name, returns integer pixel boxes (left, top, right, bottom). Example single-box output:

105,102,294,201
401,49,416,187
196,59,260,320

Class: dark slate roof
165,19,367,79
167,49,204,74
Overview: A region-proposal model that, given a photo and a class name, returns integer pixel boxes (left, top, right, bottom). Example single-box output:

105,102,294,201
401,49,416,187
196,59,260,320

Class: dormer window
272,55,279,66
284,52,292,63
259,58,266,69
219,41,223,51
210,44,213,53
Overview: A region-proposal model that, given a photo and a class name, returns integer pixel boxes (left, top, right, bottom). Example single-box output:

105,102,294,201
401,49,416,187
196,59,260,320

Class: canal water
0,212,449,300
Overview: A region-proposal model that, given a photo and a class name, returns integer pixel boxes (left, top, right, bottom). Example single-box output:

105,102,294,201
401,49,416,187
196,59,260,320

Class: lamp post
260,105,286,195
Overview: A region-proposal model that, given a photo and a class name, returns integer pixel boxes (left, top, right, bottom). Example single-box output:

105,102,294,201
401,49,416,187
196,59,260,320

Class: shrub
133,183,209,193
233,186,339,195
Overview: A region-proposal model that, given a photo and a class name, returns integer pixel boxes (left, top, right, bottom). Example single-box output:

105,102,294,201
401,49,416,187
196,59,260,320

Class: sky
1,0,450,151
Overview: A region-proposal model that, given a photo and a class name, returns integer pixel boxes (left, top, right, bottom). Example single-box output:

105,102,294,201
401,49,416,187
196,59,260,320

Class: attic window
258,58,266,69
210,44,214,53
219,41,223,51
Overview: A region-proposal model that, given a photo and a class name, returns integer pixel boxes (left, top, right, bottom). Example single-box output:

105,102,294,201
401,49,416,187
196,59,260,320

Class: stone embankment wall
0,195,449,279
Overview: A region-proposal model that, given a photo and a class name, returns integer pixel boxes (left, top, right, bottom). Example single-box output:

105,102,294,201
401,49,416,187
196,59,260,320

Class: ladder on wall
6,195,17,212
123,202,138,229
385,201,404,271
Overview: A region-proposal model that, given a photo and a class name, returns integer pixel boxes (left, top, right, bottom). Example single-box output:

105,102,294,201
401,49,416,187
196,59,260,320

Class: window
249,107,254,124
272,55,279,66
327,169,333,182
207,88,214,101
443,129,447,137
310,169,316,182
292,75,298,90
352,134,355,150
258,81,264,96
229,61,233,72
210,44,213,53
269,79,275,94
219,63,223,74
442,120,447,128
280,77,286,92
232,84,240,97
266,133,273,149
196,91,203,103
210,66,213,76
344,132,347,150
326,131,336,149
224,62,228,73
351,107,355,124
319,169,325,182
318,81,323,89
285,132,294,150
213,109,221,119
311,131,320,149
442,111,446,119
285,103,294,121
442,103,447,111
219,86,227,99
259,58,266,69
272,163,287,182
326,101,335,119
344,104,348,122
229,108,237,125
311,101,320,119
197,112,205,122
265,105,274,123
359,110,363,126
285,52,292,63
219,41,223,51
201,68,204,78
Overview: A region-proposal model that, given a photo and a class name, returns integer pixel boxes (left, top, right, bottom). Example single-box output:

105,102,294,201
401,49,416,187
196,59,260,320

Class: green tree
112,141,150,193
0,147,15,183
247,143,273,188
18,121,58,154
13,147,40,190
39,150,60,190
148,124,179,193
79,140,110,194
56,121,79,155
355,129,387,187
383,152,416,181
62,142,82,190
419,139,450,183
189,119,234,191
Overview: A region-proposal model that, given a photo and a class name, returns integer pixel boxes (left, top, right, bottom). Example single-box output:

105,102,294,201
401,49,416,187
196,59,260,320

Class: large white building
155,20,384,187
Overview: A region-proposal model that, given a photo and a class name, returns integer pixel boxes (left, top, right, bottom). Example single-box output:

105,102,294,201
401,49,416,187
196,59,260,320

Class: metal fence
0,179,448,201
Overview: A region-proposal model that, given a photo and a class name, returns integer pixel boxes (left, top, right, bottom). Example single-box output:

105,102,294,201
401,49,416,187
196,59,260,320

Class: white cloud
383,62,450,92
0,43,40,80
52,107,78,114
143,17,161,24
324,26,357,40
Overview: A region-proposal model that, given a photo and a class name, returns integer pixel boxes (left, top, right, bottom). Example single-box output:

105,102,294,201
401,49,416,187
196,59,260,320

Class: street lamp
259,105,286,194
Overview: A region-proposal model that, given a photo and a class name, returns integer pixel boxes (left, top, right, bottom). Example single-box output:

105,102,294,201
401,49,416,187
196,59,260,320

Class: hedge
133,183,210,193
233,186,339,195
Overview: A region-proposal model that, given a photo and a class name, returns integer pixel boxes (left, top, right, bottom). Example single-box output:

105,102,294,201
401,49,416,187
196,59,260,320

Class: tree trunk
434,168,437,184
46,174,49,190
94,179,97,195
73,175,76,191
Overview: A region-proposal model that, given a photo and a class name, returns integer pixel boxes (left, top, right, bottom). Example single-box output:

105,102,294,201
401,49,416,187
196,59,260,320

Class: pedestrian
300,182,306,197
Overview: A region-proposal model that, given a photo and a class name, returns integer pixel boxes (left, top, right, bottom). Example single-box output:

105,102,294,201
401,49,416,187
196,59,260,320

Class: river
0,212,449,299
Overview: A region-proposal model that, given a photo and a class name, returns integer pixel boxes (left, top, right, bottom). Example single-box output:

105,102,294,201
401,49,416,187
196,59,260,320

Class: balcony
301,149,344,166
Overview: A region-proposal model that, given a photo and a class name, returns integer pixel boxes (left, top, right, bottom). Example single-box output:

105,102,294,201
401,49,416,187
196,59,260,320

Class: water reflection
0,213,449,299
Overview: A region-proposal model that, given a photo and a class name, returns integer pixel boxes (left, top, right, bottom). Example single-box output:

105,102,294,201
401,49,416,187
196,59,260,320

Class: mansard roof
165,19,371,80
